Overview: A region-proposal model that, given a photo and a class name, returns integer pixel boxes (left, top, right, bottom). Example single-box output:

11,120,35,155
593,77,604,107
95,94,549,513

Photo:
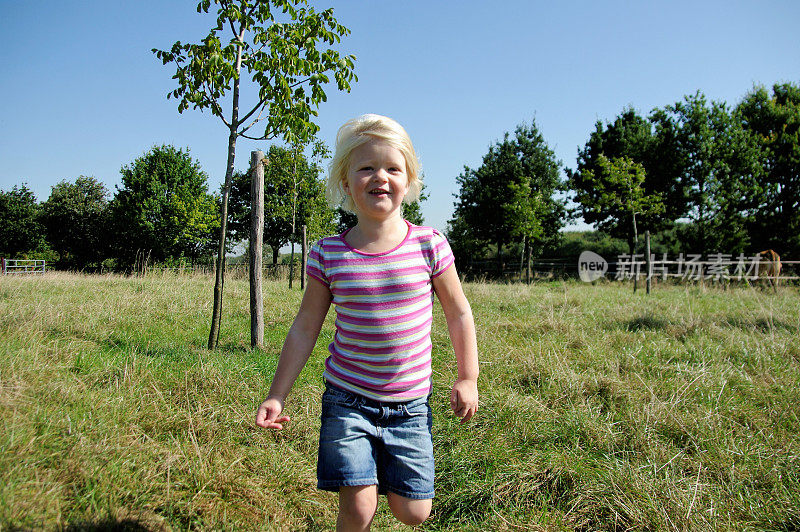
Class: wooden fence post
289,241,295,289
1,257,5,275
645,231,651,295
250,150,265,349
301,224,307,290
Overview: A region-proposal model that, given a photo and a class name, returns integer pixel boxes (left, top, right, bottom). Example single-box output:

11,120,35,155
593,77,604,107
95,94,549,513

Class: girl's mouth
369,189,390,195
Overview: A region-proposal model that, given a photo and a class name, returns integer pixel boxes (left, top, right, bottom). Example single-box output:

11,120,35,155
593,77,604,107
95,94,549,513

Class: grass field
1,273,799,531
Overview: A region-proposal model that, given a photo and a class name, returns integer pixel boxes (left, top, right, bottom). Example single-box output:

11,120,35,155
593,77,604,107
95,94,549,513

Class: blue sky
1,0,799,234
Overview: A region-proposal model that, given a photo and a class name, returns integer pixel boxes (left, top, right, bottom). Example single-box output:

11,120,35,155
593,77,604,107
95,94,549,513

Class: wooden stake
301,224,307,290
646,230,651,295
249,150,265,349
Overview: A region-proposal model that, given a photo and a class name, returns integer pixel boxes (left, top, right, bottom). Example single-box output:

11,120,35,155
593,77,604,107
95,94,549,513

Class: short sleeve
306,239,329,287
430,229,455,278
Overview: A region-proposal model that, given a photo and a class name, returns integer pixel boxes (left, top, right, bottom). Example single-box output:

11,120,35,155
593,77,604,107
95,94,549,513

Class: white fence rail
1,259,46,275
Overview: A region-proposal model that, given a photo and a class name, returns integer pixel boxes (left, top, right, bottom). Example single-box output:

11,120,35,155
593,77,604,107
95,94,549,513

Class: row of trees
4,83,797,271
0,142,414,271
571,82,800,257
448,81,800,267
0,146,220,270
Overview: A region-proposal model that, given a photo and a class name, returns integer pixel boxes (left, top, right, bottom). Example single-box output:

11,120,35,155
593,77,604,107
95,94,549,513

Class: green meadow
1,273,799,530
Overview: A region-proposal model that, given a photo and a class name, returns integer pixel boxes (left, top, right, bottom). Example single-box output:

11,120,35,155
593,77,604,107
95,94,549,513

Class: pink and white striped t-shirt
306,221,455,402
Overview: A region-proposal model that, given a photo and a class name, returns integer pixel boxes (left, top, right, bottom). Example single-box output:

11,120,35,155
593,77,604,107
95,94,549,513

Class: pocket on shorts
321,384,360,408
400,398,430,418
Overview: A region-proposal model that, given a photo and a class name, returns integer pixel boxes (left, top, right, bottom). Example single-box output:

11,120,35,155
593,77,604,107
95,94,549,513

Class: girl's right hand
255,397,290,430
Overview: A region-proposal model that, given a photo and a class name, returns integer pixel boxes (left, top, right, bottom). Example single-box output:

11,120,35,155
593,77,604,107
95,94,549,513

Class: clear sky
2,0,799,234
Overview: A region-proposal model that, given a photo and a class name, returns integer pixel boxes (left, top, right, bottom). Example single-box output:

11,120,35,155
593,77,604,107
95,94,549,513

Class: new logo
578,251,608,282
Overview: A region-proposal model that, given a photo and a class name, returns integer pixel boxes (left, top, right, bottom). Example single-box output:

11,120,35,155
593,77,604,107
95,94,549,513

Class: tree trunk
208,129,237,349
698,203,707,257
272,247,279,265
208,46,243,350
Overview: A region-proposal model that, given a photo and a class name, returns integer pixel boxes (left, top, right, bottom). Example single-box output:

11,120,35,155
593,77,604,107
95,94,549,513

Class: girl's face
344,138,410,222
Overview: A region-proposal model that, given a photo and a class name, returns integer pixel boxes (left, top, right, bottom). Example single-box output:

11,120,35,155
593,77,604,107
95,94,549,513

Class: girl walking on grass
256,114,479,531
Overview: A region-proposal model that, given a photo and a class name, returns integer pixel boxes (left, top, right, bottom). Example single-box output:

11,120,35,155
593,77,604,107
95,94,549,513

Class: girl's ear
342,179,350,195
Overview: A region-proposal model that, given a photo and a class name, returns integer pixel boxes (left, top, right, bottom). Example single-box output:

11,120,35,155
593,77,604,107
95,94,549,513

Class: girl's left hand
450,379,478,423
256,397,290,430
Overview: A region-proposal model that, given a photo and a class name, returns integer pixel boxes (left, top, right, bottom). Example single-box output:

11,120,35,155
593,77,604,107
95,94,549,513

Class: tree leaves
40,176,109,269
108,145,220,268
450,120,566,262
152,0,357,145
0,184,48,258
225,143,335,262
737,82,800,255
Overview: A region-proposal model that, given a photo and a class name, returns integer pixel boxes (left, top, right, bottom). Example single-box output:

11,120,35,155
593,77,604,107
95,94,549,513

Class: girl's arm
432,265,479,423
255,276,332,430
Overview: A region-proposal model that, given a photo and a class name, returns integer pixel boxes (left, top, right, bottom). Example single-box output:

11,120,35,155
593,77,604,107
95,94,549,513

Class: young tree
40,176,109,269
513,122,568,256
153,0,357,348
0,184,47,258
109,145,220,269
568,108,685,236
573,155,664,254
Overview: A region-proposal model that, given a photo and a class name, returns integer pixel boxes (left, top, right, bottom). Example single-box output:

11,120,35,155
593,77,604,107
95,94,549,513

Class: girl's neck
346,215,409,254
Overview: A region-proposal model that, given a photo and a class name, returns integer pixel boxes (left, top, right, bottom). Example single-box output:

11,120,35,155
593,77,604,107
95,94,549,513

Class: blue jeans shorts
317,383,435,500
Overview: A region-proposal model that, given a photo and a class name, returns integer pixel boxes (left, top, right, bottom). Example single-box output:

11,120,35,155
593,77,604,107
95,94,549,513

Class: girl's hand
450,379,478,423
255,397,290,430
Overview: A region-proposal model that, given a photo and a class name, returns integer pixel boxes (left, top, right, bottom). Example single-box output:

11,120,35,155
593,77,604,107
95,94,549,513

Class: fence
460,256,800,284
1,258,46,275
8,254,797,285
130,262,304,281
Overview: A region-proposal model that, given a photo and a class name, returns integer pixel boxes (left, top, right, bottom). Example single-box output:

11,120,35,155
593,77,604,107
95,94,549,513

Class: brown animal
757,249,782,289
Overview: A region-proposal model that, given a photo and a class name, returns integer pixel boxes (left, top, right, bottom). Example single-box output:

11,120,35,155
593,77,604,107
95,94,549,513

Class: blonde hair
327,114,422,213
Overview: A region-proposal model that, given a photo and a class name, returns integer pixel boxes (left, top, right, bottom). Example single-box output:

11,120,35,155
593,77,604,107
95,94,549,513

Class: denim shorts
317,383,435,500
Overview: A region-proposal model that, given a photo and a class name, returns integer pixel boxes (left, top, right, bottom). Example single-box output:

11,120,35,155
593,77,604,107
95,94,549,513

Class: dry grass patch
2,274,799,530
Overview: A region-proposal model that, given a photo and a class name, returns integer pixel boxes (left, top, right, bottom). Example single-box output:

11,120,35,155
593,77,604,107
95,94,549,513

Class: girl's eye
359,166,373,171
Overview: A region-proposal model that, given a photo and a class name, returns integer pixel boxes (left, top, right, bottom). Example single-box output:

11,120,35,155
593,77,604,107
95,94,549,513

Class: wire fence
459,255,800,284
6,254,798,286
127,262,304,281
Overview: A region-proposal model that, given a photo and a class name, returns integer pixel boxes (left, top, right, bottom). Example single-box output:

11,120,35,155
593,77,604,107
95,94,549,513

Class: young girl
256,114,478,530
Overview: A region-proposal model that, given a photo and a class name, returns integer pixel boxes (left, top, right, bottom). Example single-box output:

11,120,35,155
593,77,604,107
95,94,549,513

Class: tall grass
1,273,798,530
